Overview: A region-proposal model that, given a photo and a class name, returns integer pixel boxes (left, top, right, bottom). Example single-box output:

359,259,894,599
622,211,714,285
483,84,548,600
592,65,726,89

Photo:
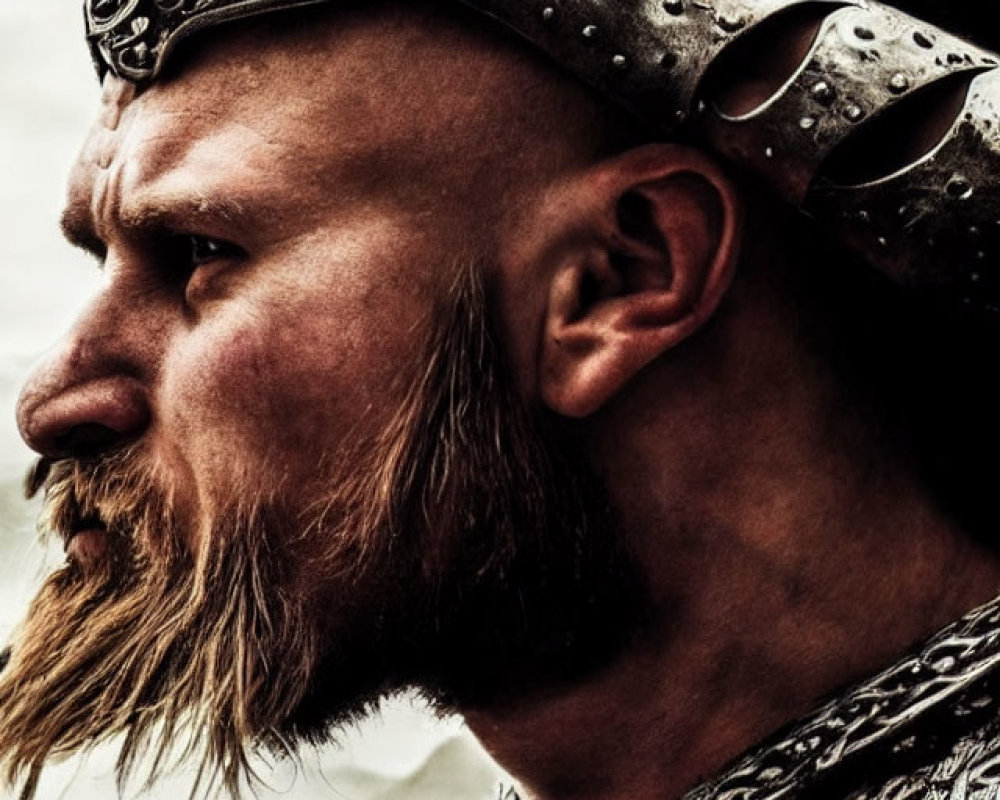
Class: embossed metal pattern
85,0,330,82
682,593,1000,799
807,67,1000,300
698,3,995,203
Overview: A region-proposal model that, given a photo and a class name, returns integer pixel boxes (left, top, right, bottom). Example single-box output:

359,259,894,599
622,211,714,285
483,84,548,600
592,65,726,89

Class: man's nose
16,330,150,459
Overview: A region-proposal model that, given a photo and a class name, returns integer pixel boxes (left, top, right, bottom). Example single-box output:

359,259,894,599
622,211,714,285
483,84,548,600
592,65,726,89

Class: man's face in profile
0,6,636,793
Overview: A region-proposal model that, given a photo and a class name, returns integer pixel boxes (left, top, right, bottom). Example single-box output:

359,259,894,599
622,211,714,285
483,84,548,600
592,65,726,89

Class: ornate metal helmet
85,0,1000,310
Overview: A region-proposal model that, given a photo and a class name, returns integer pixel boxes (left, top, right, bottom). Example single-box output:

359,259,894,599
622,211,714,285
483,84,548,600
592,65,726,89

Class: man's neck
465,269,1000,800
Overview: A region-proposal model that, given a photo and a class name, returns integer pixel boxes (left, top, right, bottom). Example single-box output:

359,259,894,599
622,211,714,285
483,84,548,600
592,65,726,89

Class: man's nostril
53,423,123,458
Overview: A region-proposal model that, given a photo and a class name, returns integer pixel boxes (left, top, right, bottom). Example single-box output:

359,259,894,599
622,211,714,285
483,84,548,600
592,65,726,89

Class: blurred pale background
0,4,506,798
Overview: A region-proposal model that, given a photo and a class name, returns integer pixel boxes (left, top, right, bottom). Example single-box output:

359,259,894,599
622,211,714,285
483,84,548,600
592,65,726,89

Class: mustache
24,456,91,552
21,448,171,564
22,457,50,501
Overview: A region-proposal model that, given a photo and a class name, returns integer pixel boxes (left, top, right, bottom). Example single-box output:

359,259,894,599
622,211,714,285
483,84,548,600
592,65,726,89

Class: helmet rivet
888,73,909,93
810,80,836,106
844,103,864,122
947,175,974,199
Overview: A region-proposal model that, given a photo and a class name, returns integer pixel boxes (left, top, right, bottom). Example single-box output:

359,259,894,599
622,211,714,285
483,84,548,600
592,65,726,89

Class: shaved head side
157,0,655,233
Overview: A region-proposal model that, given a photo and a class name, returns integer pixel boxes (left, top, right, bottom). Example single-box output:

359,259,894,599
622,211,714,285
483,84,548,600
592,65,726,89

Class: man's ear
539,143,743,418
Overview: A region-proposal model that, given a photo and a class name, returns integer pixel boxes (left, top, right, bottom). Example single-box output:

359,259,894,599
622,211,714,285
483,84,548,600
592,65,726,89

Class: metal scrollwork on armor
699,4,994,204
683,594,1000,799
85,0,330,82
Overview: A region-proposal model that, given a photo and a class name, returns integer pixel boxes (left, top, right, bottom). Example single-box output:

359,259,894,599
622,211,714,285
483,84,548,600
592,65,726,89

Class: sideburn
285,262,651,734
411,267,651,708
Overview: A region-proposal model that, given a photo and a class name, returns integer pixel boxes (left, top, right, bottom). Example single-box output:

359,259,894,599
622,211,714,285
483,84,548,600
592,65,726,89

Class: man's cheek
159,317,349,480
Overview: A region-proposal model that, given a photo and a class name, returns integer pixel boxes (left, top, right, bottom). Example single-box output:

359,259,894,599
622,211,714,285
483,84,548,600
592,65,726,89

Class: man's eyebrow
60,205,106,260
116,194,251,236
59,194,256,257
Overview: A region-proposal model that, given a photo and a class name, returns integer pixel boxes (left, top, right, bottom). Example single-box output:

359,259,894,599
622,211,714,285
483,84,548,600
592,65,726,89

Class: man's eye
157,234,245,290
186,235,242,267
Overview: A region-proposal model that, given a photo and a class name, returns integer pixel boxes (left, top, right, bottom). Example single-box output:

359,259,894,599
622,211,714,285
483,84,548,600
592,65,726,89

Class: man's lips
66,526,108,567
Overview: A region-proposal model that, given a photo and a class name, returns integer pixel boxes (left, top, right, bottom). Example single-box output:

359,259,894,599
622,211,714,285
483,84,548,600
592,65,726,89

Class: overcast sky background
0,4,503,798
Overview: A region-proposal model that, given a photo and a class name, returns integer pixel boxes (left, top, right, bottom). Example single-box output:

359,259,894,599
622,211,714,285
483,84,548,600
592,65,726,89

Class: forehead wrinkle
90,152,128,248
120,108,277,189
113,108,321,230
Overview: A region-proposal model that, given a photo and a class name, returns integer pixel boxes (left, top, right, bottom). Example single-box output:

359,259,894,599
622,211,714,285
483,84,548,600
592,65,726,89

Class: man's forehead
65,37,345,253
64,12,573,255
99,9,600,181
108,8,531,138
80,17,420,175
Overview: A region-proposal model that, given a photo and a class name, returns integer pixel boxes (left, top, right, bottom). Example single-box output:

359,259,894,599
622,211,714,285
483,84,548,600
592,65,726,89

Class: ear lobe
540,144,743,418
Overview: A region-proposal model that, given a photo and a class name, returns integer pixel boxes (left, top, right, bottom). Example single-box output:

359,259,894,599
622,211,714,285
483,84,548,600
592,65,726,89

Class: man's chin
0,501,320,799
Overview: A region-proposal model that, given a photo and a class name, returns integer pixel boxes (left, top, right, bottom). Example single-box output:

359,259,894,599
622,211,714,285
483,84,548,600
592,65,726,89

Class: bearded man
4,0,1000,798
